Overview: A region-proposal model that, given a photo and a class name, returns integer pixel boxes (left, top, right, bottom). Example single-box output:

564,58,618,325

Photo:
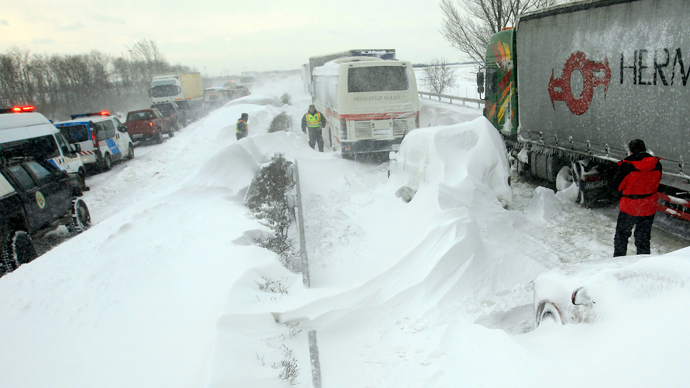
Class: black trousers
236,131,247,140
613,211,655,256
307,127,324,152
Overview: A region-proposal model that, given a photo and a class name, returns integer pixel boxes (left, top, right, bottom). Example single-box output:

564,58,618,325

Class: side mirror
72,144,81,153
476,71,485,95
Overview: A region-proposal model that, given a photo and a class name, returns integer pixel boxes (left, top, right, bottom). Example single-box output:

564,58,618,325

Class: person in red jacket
612,139,662,256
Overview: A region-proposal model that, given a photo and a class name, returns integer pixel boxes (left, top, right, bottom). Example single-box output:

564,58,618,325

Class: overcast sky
0,0,463,76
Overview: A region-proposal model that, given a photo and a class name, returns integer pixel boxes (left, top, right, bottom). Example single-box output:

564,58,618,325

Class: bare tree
440,0,557,63
423,58,457,97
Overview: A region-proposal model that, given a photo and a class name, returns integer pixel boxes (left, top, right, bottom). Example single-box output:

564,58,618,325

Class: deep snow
0,72,688,388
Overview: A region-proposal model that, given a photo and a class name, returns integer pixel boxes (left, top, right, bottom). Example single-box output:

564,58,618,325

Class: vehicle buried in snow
479,0,690,226
125,108,174,144
533,253,690,327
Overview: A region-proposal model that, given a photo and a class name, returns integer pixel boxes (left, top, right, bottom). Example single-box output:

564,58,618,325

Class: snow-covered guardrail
418,91,484,109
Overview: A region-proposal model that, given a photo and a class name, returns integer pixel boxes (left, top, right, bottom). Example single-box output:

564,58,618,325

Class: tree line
0,40,192,120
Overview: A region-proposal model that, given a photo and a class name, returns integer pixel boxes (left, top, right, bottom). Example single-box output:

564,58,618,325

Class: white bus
311,57,419,158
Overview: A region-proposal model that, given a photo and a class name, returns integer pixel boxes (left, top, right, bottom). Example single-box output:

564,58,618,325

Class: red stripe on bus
335,112,419,120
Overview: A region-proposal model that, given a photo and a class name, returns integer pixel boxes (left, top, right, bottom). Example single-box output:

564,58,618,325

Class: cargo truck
480,0,690,222
149,72,205,122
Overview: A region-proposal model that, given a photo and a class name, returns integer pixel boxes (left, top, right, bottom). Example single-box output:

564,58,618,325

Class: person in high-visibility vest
301,104,327,152
236,113,248,140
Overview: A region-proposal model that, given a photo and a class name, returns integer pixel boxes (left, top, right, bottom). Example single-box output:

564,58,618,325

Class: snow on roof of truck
313,57,408,77
0,112,59,143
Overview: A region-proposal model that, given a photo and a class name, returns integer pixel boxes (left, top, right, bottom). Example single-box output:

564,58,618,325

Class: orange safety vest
306,112,322,128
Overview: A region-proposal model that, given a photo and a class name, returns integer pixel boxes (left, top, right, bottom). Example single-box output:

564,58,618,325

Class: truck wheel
68,199,91,234
556,163,584,203
168,129,175,138
155,131,164,144
103,154,112,171
2,231,37,271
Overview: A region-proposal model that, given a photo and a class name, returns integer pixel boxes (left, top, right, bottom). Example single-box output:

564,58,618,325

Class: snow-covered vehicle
534,252,690,326
54,111,134,172
480,0,690,223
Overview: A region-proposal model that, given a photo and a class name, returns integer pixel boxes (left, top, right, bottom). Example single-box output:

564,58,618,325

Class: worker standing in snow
301,104,326,152
236,113,248,140
612,139,662,256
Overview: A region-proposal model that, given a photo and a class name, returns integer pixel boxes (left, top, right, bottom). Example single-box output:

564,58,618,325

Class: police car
54,111,134,171
0,106,87,195
0,156,90,275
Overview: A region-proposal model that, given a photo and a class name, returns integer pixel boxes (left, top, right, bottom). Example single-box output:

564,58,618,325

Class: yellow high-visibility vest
306,113,322,128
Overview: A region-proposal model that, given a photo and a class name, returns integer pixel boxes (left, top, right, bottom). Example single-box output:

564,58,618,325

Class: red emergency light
11,105,36,113
99,111,110,116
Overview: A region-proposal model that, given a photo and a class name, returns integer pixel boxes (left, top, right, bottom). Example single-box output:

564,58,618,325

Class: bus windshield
347,66,409,93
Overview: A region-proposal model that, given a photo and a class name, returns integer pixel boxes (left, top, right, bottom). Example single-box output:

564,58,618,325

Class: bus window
347,66,409,93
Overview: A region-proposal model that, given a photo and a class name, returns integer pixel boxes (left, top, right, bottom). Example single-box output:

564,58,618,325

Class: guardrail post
293,160,310,288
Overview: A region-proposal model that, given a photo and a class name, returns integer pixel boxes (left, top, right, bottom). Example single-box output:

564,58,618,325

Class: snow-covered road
1,73,689,388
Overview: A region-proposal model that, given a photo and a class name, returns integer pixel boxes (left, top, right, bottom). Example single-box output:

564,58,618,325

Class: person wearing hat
611,139,662,256
301,104,327,152
236,113,249,140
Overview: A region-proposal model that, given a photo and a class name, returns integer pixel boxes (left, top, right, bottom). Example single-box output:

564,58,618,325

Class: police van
0,106,87,193
54,111,134,171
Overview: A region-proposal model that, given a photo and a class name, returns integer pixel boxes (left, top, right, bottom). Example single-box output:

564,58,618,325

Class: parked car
0,106,87,195
152,102,184,130
0,157,90,275
125,108,174,144
54,111,134,172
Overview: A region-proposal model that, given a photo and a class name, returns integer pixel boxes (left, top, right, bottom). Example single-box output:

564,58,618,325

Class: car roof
54,114,115,125
0,112,59,143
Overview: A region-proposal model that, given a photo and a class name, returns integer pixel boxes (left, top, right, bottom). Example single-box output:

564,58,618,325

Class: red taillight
340,118,347,140
100,110,110,116
91,130,98,148
149,121,154,127
11,105,35,113
415,112,420,128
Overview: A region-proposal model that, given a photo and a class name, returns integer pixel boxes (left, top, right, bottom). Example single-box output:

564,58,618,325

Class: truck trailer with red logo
480,0,690,223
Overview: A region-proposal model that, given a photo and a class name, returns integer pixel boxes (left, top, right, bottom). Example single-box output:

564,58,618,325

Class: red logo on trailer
548,51,611,115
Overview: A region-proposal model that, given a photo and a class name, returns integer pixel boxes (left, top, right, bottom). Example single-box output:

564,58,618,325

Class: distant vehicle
0,107,87,194
239,72,256,88
152,102,184,129
479,0,690,222
54,111,134,172
149,72,205,122
203,87,234,112
0,157,90,275
125,108,174,143
311,57,419,158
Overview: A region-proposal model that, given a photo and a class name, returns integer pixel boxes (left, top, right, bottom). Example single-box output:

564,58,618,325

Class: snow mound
389,116,512,209
226,94,282,107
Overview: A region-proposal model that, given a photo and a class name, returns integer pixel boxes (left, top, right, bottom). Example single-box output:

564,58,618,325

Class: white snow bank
389,116,512,209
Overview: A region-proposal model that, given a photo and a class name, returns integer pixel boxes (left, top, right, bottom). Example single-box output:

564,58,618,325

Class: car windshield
150,85,179,98
127,111,155,121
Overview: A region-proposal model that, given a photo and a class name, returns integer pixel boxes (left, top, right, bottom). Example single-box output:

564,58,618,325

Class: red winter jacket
613,152,662,216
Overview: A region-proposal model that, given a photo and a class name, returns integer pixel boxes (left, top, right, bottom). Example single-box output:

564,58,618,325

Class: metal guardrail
418,91,484,109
